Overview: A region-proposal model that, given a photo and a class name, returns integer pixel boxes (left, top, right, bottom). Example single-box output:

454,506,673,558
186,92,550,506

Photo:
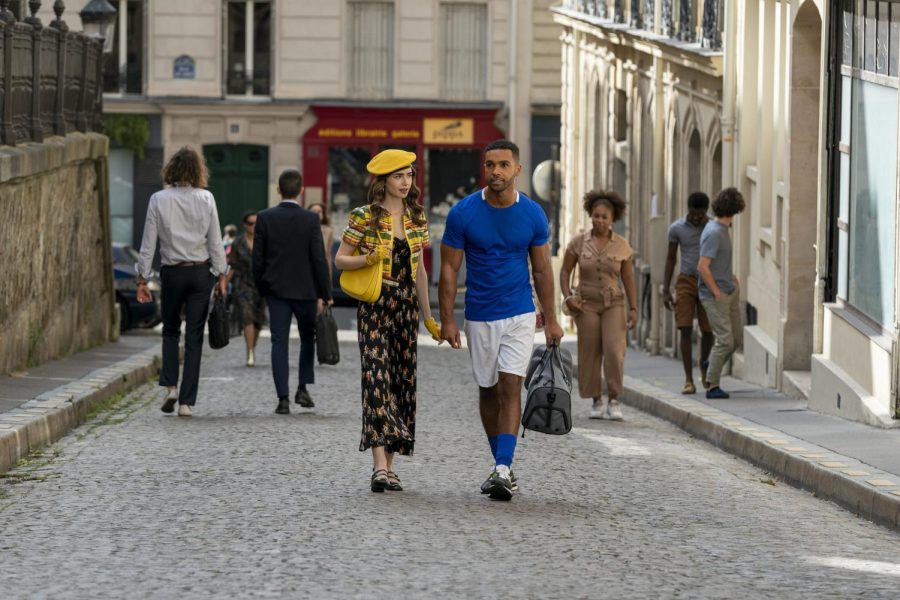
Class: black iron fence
0,1,103,147
559,0,724,51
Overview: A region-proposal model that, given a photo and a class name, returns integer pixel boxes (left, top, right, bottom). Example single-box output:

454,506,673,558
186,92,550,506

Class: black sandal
371,469,389,493
386,470,403,491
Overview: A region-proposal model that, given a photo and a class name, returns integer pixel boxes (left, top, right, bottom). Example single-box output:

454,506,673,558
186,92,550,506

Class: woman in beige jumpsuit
559,190,637,421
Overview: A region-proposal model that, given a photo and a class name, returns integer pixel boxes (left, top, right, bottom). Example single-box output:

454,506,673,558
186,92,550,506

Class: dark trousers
159,265,215,406
267,296,317,398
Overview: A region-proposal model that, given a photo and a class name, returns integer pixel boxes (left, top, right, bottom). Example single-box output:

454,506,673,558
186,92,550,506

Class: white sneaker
177,404,193,417
606,399,624,421
590,398,607,419
246,348,255,367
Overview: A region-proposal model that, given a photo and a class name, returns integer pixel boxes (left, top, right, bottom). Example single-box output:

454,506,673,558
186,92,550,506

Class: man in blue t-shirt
439,139,564,501
697,187,746,400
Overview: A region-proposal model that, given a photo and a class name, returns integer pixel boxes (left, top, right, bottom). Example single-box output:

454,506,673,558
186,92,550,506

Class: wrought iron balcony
557,0,723,51
0,1,105,147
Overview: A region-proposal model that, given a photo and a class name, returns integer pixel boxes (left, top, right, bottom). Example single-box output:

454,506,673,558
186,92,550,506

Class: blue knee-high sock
488,435,499,460
495,434,518,467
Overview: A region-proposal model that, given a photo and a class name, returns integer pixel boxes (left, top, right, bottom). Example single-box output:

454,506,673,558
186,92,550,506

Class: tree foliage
103,114,150,159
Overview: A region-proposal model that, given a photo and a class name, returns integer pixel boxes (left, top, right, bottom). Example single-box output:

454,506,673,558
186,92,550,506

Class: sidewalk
0,333,159,473
618,348,900,529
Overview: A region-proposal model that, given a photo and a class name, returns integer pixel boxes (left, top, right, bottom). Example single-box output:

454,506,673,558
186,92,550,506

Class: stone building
557,0,900,428
553,0,725,353
56,0,561,286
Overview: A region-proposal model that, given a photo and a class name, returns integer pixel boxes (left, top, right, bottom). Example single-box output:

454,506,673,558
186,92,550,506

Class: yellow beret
366,149,416,175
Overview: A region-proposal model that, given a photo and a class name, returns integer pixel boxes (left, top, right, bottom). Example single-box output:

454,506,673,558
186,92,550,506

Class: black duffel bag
521,343,574,435
207,293,230,350
316,305,340,365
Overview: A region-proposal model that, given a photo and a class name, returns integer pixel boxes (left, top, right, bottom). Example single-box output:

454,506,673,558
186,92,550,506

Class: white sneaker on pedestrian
606,399,624,421
246,348,255,367
590,398,607,419
177,404,193,417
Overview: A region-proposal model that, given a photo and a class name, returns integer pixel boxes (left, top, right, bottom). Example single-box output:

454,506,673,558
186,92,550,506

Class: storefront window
328,147,371,233
833,0,899,327
426,149,482,240
846,78,897,325
109,149,135,244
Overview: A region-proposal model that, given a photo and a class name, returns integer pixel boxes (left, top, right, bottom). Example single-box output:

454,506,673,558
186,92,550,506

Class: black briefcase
316,306,340,365
207,294,230,350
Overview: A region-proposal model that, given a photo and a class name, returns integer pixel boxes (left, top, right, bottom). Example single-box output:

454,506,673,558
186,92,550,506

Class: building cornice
103,96,505,115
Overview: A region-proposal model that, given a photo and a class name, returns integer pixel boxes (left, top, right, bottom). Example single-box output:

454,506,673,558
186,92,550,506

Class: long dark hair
367,167,426,229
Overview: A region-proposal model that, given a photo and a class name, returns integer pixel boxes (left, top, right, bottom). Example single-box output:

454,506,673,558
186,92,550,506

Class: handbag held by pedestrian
207,293,230,350
521,343,574,436
316,305,341,365
339,247,383,303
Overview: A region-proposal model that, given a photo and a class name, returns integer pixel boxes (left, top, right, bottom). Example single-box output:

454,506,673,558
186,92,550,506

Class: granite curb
622,376,900,531
0,347,160,474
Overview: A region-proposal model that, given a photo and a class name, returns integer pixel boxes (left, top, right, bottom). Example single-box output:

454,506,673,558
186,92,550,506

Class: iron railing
560,0,724,51
0,1,103,147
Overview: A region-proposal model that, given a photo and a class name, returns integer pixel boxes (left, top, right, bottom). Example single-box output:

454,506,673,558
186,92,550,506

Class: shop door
204,144,269,230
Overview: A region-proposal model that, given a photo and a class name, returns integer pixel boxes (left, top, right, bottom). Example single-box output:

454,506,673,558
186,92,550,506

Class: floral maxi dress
357,237,419,455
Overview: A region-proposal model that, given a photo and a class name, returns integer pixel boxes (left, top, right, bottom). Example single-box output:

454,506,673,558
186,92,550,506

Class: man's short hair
484,139,520,161
712,187,746,218
687,191,710,210
278,169,303,199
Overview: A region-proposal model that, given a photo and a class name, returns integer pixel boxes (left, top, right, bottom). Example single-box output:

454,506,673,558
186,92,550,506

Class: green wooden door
204,144,269,229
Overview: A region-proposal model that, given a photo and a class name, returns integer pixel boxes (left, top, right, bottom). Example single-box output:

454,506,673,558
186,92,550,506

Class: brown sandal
386,470,403,491
371,469,389,493
681,381,696,395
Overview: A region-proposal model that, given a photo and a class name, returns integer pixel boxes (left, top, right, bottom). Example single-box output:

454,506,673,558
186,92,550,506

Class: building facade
553,0,724,353
54,0,560,286
557,0,900,428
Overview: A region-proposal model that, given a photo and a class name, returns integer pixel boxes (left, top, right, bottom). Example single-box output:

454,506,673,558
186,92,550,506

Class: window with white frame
832,0,900,328
347,1,394,99
226,0,272,96
103,1,144,95
440,2,487,101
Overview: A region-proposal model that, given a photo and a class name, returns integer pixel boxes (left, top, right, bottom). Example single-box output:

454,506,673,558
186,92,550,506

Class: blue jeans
266,296,317,398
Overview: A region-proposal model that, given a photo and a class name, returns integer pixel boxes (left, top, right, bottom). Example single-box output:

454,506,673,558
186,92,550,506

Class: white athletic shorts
464,312,536,388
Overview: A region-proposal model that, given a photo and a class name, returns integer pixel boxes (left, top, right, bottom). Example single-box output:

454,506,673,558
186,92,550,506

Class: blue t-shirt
698,220,735,300
442,189,549,321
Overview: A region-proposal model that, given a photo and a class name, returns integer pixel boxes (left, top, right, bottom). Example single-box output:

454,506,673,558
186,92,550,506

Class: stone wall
0,133,114,375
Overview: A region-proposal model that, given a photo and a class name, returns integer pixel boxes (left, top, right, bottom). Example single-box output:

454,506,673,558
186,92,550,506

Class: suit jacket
252,201,332,301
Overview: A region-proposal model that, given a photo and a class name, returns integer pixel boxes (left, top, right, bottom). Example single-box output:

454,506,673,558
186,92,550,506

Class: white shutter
348,2,394,99
440,3,487,101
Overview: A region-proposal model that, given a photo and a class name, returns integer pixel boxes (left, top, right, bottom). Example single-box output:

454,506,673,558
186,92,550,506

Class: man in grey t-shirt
697,188,746,399
663,191,714,394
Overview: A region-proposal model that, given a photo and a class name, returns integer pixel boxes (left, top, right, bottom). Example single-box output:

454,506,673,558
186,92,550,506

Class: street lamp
79,0,117,53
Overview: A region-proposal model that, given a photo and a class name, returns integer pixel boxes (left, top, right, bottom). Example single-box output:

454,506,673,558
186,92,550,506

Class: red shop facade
302,105,505,277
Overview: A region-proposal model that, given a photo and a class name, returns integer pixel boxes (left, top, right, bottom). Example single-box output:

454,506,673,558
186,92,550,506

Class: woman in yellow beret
335,148,442,493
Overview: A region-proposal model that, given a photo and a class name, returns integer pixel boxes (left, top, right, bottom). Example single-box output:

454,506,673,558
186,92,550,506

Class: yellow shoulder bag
340,247,382,303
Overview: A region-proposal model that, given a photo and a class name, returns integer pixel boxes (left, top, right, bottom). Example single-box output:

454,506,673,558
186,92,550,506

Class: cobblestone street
3,330,900,598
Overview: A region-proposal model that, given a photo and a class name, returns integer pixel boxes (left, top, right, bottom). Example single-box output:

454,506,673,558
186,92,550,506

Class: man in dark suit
253,169,333,414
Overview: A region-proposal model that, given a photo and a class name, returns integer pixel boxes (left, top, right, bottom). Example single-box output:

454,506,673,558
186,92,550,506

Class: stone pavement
0,332,159,473
3,334,900,597
617,350,900,530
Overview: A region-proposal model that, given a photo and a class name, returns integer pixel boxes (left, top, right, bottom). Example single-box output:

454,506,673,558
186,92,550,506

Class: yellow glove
365,245,389,265
424,317,442,342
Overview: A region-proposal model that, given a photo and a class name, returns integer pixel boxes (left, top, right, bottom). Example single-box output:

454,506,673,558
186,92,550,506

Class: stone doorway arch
781,1,822,372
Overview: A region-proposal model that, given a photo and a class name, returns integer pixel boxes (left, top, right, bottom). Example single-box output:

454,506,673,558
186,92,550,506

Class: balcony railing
558,0,723,51
0,1,104,147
